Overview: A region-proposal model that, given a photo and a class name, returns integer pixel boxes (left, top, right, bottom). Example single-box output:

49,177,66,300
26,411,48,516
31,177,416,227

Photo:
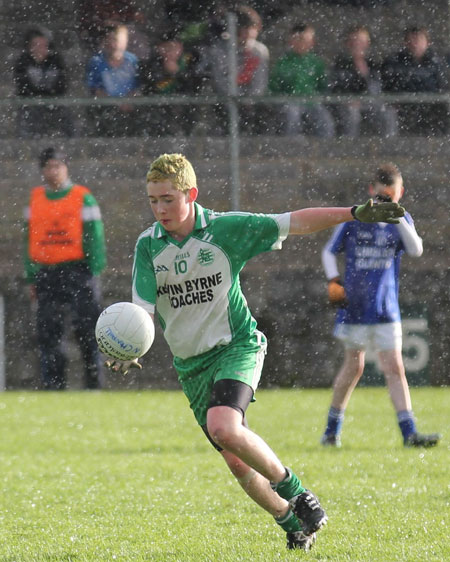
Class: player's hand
104,358,142,375
328,277,347,306
352,199,405,224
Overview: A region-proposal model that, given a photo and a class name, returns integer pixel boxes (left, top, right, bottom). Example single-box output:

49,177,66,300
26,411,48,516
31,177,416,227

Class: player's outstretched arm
289,199,405,235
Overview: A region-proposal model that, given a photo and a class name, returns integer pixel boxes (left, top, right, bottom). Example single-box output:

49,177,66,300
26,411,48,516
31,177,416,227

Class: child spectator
205,7,270,134
86,23,140,136
381,27,447,135
269,23,335,137
208,9,269,97
13,27,73,138
331,26,397,137
140,30,201,136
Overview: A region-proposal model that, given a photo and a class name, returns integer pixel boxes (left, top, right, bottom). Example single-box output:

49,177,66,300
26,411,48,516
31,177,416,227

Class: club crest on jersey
197,248,214,266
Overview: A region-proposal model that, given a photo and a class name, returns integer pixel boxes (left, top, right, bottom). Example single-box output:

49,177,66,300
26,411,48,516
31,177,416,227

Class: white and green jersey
132,203,290,361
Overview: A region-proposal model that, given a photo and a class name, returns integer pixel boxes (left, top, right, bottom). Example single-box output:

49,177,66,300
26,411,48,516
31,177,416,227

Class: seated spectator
140,30,202,136
269,23,335,137
86,23,140,136
208,9,269,96
331,25,397,137
381,26,447,135
13,27,73,138
205,7,270,134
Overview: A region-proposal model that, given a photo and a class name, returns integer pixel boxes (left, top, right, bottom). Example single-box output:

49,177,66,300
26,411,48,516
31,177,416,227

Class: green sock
275,508,302,533
271,467,305,501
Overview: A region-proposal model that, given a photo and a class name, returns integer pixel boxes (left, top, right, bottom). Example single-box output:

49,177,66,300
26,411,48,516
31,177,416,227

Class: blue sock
324,407,345,436
397,410,417,440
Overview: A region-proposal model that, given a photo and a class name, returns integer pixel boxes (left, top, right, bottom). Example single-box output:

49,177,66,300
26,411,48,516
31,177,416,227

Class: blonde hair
146,153,197,192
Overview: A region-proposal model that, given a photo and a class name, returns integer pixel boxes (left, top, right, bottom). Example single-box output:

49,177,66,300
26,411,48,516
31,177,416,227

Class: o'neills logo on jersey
197,248,214,266
157,272,223,308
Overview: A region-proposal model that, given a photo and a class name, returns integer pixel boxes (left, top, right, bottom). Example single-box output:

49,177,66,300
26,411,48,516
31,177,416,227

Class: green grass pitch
0,387,448,561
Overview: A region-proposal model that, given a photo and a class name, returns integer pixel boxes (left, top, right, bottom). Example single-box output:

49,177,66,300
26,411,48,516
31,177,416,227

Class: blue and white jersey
86,51,139,97
322,213,422,325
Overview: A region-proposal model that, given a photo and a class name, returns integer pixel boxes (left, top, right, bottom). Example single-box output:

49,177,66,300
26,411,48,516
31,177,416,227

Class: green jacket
269,51,329,96
24,183,107,282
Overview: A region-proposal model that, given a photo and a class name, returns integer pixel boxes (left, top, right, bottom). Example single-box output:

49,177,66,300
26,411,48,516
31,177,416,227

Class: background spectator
205,7,270,134
13,27,73,138
24,148,107,390
269,23,335,137
381,26,448,135
140,30,202,136
207,9,269,96
331,25,397,137
86,23,140,136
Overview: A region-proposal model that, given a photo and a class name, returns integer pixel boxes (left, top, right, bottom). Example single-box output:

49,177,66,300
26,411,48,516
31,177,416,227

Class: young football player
106,153,405,551
321,162,440,448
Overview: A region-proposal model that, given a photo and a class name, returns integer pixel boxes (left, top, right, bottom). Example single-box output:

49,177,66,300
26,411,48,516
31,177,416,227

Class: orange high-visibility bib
29,185,90,265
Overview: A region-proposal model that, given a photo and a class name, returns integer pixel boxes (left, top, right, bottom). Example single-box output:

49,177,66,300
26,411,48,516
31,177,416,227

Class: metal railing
1,91,449,108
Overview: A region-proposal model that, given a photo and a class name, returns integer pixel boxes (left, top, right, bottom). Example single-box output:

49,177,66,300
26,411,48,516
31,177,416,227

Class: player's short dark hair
39,147,68,168
375,163,401,186
290,22,313,35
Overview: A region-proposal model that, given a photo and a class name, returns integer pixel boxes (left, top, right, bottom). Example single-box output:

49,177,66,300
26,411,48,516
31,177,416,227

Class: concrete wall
1,135,449,389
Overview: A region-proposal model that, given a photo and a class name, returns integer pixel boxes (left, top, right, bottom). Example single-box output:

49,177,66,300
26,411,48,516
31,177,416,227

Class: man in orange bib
24,148,107,389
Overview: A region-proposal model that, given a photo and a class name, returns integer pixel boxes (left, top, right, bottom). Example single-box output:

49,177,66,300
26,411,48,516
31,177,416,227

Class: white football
95,302,155,361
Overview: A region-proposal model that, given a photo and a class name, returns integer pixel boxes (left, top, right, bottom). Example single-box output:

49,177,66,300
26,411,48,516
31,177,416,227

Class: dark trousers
35,264,103,390
397,103,449,135
17,105,74,138
87,106,140,137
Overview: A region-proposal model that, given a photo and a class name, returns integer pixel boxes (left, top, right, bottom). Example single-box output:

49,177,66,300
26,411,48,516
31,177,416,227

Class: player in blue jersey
106,153,405,551
321,162,440,448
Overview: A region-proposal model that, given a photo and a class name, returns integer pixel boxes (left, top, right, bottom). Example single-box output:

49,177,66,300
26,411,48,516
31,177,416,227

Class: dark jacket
139,52,203,96
381,48,447,93
14,52,67,97
331,55,381,94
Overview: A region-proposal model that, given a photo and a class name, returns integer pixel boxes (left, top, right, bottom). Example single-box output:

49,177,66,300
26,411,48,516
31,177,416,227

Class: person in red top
24,148,107,390
205,8,269,134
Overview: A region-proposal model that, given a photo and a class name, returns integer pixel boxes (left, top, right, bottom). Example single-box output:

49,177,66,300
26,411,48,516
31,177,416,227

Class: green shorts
174,330,267,427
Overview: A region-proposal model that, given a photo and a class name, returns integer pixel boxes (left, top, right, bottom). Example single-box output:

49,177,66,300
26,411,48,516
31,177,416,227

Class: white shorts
334,322,402,351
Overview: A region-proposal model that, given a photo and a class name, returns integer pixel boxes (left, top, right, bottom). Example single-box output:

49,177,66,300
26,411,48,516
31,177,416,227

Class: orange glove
328,277,347,306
